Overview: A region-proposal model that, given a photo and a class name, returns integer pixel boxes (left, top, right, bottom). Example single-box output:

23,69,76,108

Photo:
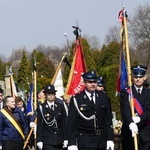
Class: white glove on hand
63,140,68,148
0,146,2,150
132,116,141,124
30,122,37,134
129,122,138,137
106,141,114,150
37,142,43,150
68,145,78,150
30,122,36,128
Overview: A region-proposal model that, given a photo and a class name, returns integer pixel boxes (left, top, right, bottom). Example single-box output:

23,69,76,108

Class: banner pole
123,7,138,150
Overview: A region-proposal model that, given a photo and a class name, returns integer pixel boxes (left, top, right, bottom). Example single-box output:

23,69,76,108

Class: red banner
67,38,86,95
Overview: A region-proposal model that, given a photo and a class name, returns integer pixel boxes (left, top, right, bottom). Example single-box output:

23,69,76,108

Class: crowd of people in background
0,64,150,150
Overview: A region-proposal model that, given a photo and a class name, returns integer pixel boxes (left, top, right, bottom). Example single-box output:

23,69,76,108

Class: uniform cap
0,88,3,94
82,70,97,81
132,65,148,77
97,76,105,87
43,84,57,94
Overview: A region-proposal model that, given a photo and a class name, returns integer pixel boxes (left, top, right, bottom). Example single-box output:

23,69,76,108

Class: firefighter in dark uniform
67,70,114,150
97,76,105,92
36,84,67,150
120,65,150,150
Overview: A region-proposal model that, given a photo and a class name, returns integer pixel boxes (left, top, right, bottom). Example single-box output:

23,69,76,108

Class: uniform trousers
121,124,134,150
2,140,24,150
43,144,63,150
139,140,150,150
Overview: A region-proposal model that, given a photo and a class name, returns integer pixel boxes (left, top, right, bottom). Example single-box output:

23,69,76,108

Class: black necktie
138,89,141,94
90,93,94,104
51,105,54,111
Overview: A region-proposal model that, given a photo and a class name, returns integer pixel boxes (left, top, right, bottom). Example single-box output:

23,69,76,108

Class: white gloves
30,122,37,134
37,142,43,150
129,122,138,137
106,140,114,150
132,116,141,124
0,146,2,150
68,145,78,150
63,140,68,148
30,122,36,128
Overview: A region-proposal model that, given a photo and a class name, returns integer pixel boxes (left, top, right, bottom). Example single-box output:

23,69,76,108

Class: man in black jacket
67,70,114,150
121,65,150,150
36,84,67,150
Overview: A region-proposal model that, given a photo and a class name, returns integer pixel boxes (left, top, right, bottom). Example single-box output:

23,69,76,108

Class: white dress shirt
47,101,55,110
134,85,143,94
0,101,3,110
85,90,96,104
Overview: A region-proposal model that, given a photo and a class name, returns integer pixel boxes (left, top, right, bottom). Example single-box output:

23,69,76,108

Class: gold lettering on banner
74,76,84,93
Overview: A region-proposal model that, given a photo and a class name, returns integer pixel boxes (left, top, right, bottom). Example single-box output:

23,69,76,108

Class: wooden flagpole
9,66,16,98
34,55,37,111
23,118,37,149
23,79,35,149
10,74,14,97
123,7,138,150
51,52,67,84
33,55,37,150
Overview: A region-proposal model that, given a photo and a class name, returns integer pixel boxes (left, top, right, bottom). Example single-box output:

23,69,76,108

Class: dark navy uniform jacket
67,90,114,149
36,99,67,145
121,85,150,144
0,107,28,144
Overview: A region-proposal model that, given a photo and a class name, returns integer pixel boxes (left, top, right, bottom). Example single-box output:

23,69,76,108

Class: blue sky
0,0,148,57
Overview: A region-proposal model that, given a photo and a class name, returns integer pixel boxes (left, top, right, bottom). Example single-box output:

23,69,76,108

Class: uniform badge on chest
45,113,50,121
80,107,84,111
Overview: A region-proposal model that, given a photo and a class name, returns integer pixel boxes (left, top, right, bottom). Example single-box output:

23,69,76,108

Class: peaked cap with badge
82,70,97,81
97,76,105,87
43,84,57,94
131,64,148,77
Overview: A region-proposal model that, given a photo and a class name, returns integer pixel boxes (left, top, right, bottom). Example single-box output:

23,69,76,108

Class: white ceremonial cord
63,101,68,116
39,105,57,127
73,97,95,120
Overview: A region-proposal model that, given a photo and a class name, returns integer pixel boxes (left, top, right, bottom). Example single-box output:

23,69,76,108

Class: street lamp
64,33,70,56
